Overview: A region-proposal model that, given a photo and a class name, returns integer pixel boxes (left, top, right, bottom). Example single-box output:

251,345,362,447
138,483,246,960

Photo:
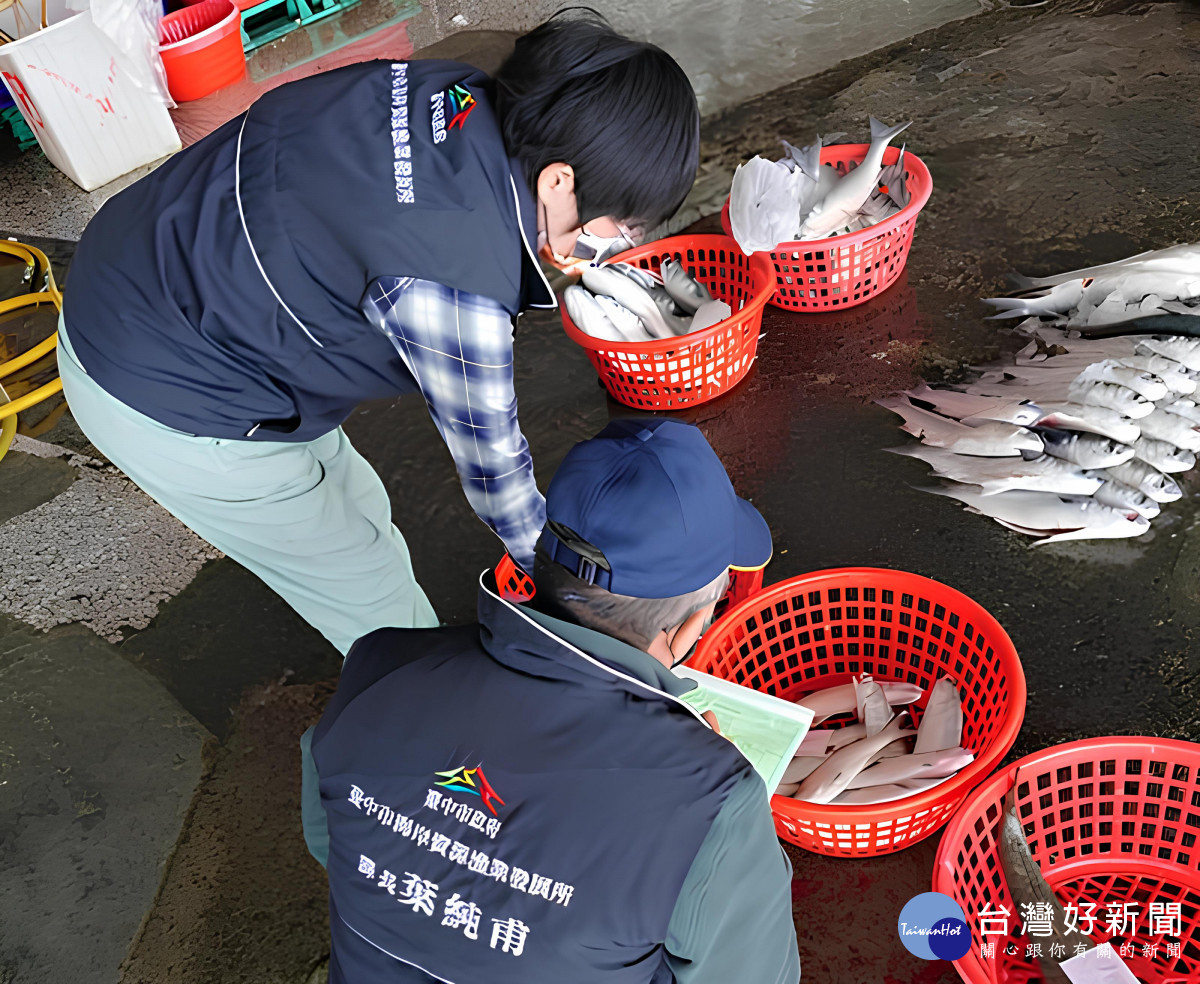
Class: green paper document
673,667,814,793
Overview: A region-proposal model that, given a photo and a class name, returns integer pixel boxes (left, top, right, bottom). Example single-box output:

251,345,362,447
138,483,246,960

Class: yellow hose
0,409,15,459
0,377,63,420
0,328,58,380
0,240,63,461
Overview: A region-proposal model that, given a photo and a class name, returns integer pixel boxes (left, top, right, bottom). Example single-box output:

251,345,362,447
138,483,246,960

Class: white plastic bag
66,0,175,108
728,156,798,255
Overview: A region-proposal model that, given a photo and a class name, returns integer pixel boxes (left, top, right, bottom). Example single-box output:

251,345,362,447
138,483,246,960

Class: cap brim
731,497,773,572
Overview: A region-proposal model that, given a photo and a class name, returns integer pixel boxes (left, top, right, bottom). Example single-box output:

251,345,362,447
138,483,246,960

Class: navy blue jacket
62,59,552,442
306,578,800,984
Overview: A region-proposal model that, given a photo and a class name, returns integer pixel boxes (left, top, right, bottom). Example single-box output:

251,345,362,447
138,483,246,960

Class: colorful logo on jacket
431,83,476,144
447,84,476,130
435,765,505,816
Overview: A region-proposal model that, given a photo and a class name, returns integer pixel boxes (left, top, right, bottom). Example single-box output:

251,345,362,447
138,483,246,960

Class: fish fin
1006,272,1039,292
910,483,982,506
1159,300,1200,316
796,141,823,181
873,395,910,413
868,116,913,143
900,381,934,400
992,518,1079,537
986,309,1041,321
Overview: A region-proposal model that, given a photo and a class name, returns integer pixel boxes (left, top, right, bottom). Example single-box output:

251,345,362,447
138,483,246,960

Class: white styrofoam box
0,11,181,191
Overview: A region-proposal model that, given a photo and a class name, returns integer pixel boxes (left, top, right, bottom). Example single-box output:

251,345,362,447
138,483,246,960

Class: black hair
494,8,699,231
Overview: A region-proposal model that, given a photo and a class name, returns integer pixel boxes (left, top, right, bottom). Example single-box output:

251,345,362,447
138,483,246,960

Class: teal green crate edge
239,0,366,53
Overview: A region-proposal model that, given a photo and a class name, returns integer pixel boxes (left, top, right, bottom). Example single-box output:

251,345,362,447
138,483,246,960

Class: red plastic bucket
934,736,1200,984
159,0,245,103
687,567,1025,857
493,553,766,616
561,235,775,411
720,145,933,312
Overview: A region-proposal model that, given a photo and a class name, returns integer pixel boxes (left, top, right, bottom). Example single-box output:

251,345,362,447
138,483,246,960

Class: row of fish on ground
775,675,968,805
728,116,913,253
879,242,1200,542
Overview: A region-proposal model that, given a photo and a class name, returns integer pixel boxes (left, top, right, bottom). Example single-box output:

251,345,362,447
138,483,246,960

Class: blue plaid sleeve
362,277,546,569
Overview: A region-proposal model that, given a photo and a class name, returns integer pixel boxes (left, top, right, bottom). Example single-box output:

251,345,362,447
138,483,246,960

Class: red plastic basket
935,736,1200,984
687,567,1025,857
495,553,536,603
561,235,775,411
720,145,933,312
159,0,245,103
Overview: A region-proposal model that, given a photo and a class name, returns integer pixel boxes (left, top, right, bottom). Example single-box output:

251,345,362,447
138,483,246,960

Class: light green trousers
56,317,438,655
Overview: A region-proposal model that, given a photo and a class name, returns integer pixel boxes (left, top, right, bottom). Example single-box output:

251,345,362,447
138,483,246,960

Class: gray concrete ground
0,616,211,984
0,439,221,642
1,1,1199,982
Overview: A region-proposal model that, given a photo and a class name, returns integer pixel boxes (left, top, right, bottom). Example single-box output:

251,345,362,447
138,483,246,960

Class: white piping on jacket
234,115,325,348
339,916,460,983
478,571,714,731
509,175,558,311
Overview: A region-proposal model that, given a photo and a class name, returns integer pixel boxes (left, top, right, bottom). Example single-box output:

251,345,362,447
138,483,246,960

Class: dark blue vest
63,59,554,442
311,584,752,984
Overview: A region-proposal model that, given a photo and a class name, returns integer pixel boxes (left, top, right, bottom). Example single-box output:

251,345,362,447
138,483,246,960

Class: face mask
538,199,638,272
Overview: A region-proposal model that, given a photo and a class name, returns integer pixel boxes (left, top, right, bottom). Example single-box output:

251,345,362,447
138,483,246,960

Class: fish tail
869,116,913,143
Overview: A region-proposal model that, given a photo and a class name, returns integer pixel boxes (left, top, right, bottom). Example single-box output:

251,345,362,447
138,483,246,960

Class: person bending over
302,419,800,983
56,11,698,654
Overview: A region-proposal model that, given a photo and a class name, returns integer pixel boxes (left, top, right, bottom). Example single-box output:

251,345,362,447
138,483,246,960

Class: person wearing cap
53,12,698,655
300,419,800,983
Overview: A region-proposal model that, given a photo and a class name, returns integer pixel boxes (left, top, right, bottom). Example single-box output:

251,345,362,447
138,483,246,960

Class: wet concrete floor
2,0,1200,981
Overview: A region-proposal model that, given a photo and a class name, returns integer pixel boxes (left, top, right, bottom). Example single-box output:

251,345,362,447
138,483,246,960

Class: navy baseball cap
540,419,772,598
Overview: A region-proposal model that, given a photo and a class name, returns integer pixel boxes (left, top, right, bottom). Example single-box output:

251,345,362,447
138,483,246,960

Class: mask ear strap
667,607,717,668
